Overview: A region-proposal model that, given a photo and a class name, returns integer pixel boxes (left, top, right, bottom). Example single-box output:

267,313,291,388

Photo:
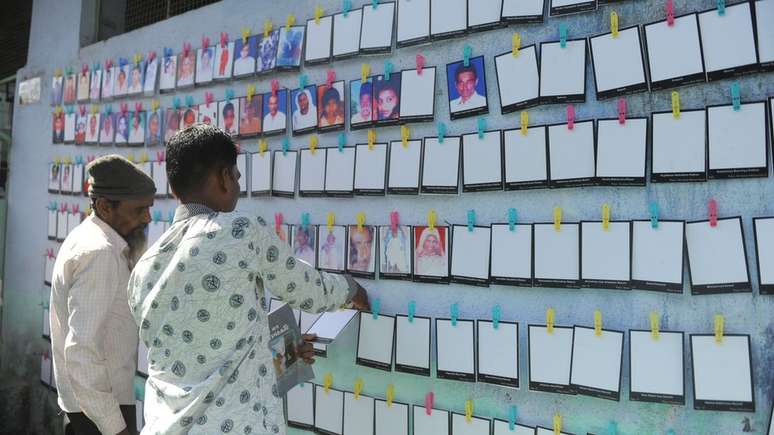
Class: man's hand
300,334,318,364
345,276,370,311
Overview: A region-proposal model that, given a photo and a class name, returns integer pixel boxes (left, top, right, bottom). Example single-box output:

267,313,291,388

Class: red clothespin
135,102,143,113
617,98,627,124
205,91,214,107
666,0,675,26
182,42,192,57
47,248,55,259
71,204,79,214
416,54,425,75
120,103,129,116
390,211,400,236
79,105,86,116
566,105,575,130
271,79,279,98
81,64,89,75
105,59,113,70
275,213,283,235
201,35,210,49
156,151,165,162
425,392,434,416
220,32,229,48
147,51,157,63
326,69,336,88
708,199,718,227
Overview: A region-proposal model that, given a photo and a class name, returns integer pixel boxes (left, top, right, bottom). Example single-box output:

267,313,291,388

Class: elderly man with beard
50,155,155,435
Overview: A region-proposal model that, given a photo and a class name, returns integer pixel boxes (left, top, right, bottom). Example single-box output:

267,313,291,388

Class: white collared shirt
450,92,487,113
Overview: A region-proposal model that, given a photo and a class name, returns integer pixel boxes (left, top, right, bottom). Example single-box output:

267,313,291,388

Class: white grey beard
126,227,148,269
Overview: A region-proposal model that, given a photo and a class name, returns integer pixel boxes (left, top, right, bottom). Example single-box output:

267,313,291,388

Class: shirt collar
90,214,129,253
173,203,215,223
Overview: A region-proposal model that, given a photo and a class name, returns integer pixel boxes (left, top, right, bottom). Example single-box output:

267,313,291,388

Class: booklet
268,303,314,396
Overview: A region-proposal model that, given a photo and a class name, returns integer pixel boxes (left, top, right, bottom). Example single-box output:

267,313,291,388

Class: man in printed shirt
50,155,155,435
128,124,369,434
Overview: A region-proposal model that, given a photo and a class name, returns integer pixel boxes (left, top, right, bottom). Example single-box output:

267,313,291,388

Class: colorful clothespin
566,105,575,130
298,74,308,91
151,100,159,112
271,79,279,98
125,152,135,164
92,62,100,72
386,384,395,407
559,23,568,48
54,105,63,115
286,14,296,30
356,211,366,231
263,19,273,38
323,372,333,393
553,413,562,435
425,392,434,415
240,27,250,45
204,92,214,107
372,298,381,320
427,209,437,230
367,129,376,150
372,0,379,8
730,82,741,111
59,203,68,213
602,203,610,231
717,0,725,15
74,155,84,166
172,97,181,110
671,91,680,119
618,98,626,124
708,199,718,227
650,311,660,340
282,137,289,156
553,207,562,231
337,133,346,152
463,45,472,67
274,212,283,235
650,202,659,229
547,308,556,334
54,68,63,78
389,211,400,236
314,5,324,24
450,303,459,327
79,105,87,116
506,208,519,232
401,125,410,148
492,305,501,329
361,63,370,83
465,400,473,423
301,212,310,231
201,35,210,50
416,54,425,75
225,87,235,102
259,139,268,156
220,32,229,48
309,135,318,154
408,300,416,323
714,314,724,343
102,104,111,116
139,152,149,164
611,11,619,38
163,47,174,59
81,64,89,75
133,53,142,65
326,212,335,233
467,209,476,232
666,0,675,26
608,421,618,435
594,309,603,336
354,378,364,399
156,150,165,162
666,430,676,435
90,104,99,115
384,60,393,81
65,105,74,115
185,95,194,108
477,117,486,139
182,42,192,57
152,210,163,222
343,0,352,17
512,33,521,57
437,122,446,143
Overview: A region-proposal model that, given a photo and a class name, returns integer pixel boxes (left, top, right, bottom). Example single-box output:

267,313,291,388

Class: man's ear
218,166,233,191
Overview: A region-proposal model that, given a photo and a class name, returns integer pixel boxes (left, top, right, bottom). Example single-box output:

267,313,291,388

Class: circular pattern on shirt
271,424,279,433
215,397,225,407
244,426,252,434
221,419,234,433
197,309,210,322
300,298,314,311
210,338,222,350
162,324,174,336
196,415,207,425
202,274,221,292
285,257,296,270
171,360,186,377
146,282,154,290
180,417,193,427
189,247,199,257
266,246,279,263
286,282,296,293
229,294,244,308
258,364,267,377
315,278,322,287
228,370,239,384
164,349,171,358
236,338,246,350
265,272,276,281
304,271,311,283
247,272,255,283
152,337,162,347
184,283,194,295
151,301,159,309
239,390,251,404
256,216,267,226
177,262,185,272
204,392,215,403
171,296,180,311
181,330,193,343
197,355,206,364
226,321,236,330
206,232,216,240
212,251,227,265
153,262,160,271
248,350,256,359
238,260,248,269
141,319,151,330
271,384,280,398
247,308,257,322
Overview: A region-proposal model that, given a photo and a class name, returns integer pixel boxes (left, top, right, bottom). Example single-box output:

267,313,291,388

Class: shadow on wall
0,370,63,435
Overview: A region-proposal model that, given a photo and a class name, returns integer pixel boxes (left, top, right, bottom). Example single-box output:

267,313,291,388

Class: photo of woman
145,109,163,146
177,51,196,87
317,81,345,130
318,226,346,271
347,225,376,276
164,108,180,142
99,113,115,145
76,70,90,102
374,74,401,122
291,86,317,133
63,74,76,105
181,107,198,129
114,112,129,145
380,225,412,277
414,226,449,279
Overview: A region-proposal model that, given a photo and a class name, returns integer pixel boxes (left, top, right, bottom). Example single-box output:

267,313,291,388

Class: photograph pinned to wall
60,163,73,194
373,74,401,125
413,405,449,435
262,89,288,136
489,223,533,286
236,152,248,195
547,120,596,188
753,217,774,295
74,112,87,145
76,69,90,102
650,109,707,182
685,216,751,295
128,111,146,146
48,163,61,193
255,32,279,75
631,219,685,293
198,102,217,126
101,65,115,99
413,225,449,283
580,220,632,289
570,325,624,401
233,36,257,78
64,111,76,143
176,50,196,88
501,0,545,23
238,95,262,137
374,399,409,435
421,135,461,194
318,225,347,272
595,117,647,186
347,225,377,278
400,66,436,122
52,112,65,144
477,319,519,387
213,41,234,80
461,130,503,192
533,222,580,288
629,329,685,405
387,139,421,195
755,0,774,70
332,7,363,59
450,224,491,286
291,85,317,135
354,142,387,195
291,224,317,268
163,108,180,143
642,13,706,91
528,324,575,394
89,68,102,101
56,205,68,241
98,112,114,145
446,55,489,119
216,99,239,137
159,53,177,92
299,147,327,197
317,81,346,131
249,151,272,196
435,317,476,381
379,225,413,279
180,106,198,130
143,55,159,95
51,75,63,106
550,0,596,16
350,78,374,129
394,313,431,376
495,46,540,113
304,15,332,64
47,207,57,240
540,38,587,104
127,61,144,95
145,108,163,146
113,63,130,97
84,112,100,144
503,125,549,190
360,1,395,54
430,0,467,39
63,73,77,105
114,111,129,146
451,413,491,435
494,421,535,435
589,26,648,99
707,102,768,179
286,383,314,430
343,391,375,435
468,0,503,31
195,45,215,85
271,149,296,199
324,145,356,196
698,2,759,81
397,0,430,47
690,334,755,412
276,26,305,70
152,159,168,197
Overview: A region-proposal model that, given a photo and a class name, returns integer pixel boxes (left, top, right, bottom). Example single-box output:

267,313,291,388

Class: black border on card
354,143,388,196
349,77,376,131
539,38,588,105
237,153,248,197
690,334,756,412
532,223,581,288
387,140,422,195
261,89,289,137
396,0,432,47
754,0,774,71
446,55,490,120
399,67,437,123
546,120,597,188
420,136,461,194
502,126,550,190
255,30,280,76
450,224,491,286
461,130,504,192
467,0,504,32
317,80,347,133
62,164,74,194
304,16,333,65
495,46,541,114
569,325,624,401
527,324,576,395
685,216,752,295
359,1,396,55
706,101,769,179
588,26,649,100
377,225,414,280
287,382,315,429
413,405,450,432
649,108,708,182
374,399,410,435
47,210,57,240
316,225,348,274
628,329,686,405
752,216,774,294
630,219,686,293
299,148,327,197
501,0,545,23
697,1,761,81
413,225,451,283
249,152,272,196
332,8,364,60
550,0,596,16
346,224,378,278
594,117,647,186
476,320,519,387
451,413,491,433
271,150,297,198
394,314,432,376
291,85,320,136
211,42,232,82
355,312,395,371
324,145,356,197
145,108,164,147
430,0,468,40
314,385,344,435
579,220,633,290
642,12,708,92
274,26,306,72
489,223,534,286
435,318,476,382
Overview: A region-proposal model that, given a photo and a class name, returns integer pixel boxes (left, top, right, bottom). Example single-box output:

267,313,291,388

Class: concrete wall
3,0,772,433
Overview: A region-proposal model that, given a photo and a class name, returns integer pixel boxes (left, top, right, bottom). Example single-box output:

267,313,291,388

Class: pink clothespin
220,32,229,48
326,69,336,88
105,59,113,70
201,35,210,49
275,213,283,234
120,103,129,116
79,105,86,116
135,102,143,113
59,203,68,213
425,392,434,416
147,51,157,62
205,91,214,107
666,0,675,26
71,204,79,214
156,151,165,162
390,211,400,236
566,105,575,130
182,42,192,57
47,248,55,259
708,199,718,227
416,54,425,75
618,98,627,124
271,79,279,98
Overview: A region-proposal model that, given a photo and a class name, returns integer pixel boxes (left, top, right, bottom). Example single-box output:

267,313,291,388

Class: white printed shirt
128,204,353,434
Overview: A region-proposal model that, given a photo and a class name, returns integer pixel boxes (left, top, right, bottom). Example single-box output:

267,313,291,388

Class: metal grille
125,0,221,32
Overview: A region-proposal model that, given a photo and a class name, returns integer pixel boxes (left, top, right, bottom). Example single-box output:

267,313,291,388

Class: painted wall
3,0,772,433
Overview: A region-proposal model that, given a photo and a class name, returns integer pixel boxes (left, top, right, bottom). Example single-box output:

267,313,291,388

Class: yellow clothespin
367,129,376,150
54,156,61,165
240,27,250,45
671,91,680,119
259,139,268,156
520,111,528,136
247,84,256,103
327,212,335,233
91,105,99,115
594,310,603,336
401,125,410,148
386,384,395,407
356,212,366,231
85,205,92,216
126,152,135,163
354,378,364,400
512,33,521,57
465,400,473,423
63,156,72,165
54,68,62,78
427,209,437,231
55,105,63,115
546,308,555,334
323,372,333,394
602,203,610,231
133,53,142,65
361,63,371,83
140,152,149,164
286,14,296,31
650,311,660,340
553,413,562,435
714,314,724,343
314,5,324,24
553,207,562,232
151,99,160,112
611,11,619,38
263,19,273,38
310,135,318,155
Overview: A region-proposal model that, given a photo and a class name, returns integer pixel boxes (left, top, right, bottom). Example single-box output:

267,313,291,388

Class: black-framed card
287,383,315,430
707,102,768,179
100,66,115,99
239,95,262,137
387,140,421,194
307,309,359,344
51,75,63,106
503,126,548,189
45,252,55,285
397,0,431,47
74,113,87,145
305,15,333,64
262,89,288,136
324,146,355,196
291,224,317,267
768,399,774,434
431,0,467,39
494,420,535,435
347,225,377,278
650,109,707,182
533,222,580,287
60,163,73,194
354,143,387,195
318,81,346,131
151,160,168,198
64,112,76,144
394,314,431,376
236,153,247,196
97,112,114,146
502,0,545,23
690,334,755,412
299,147,327,197
450,224,491,286
76,69,90,102
198,102,217,126
413,225,450,283
343,391,374,435
372,75,401,125
128,112,145,146
490,223,533,286
356,312,395,371
755,0,774,70
63,72,77,105
159,55,176,92
629,329,685,405
580,221,632,290
84,113,100,144
550,0,596,16
685,217,751,294
461,130,503,192
213,41,233,81
333,8,363,59
271,150,297,198
435,318,476,382
47,163,60,193
375,399,409,435
145,108,163,146
753,217,774,294
698,2,760,81
643,13,706,91
217,99,239,137
631,220,685,293
421,136,461,194
183,105,201,130
89,68,102,101
56,207,68,241
547,120,596,188
528,324,575,394
162,108,179,143
413,405,450,435
447,56,489,119
476,320,519,388
257,30,280,74
314,385,344,435
47,208,57,240
42,305,51,339
589,26,648,99
195,46,214,85
127,62,144,96
360,1,395,54
233,35,257,78
451,413,491,435
379,225,413,279
537,426,574,435
468,0,503,31
570,325,624,401
317,225,347,272
291,86,318,135
400,67,436,122
539,39,587,104
276,26,306,70
595,117,647,186
176,51,196,88
72,163,84,196
495,46,540,113
350,78,375,129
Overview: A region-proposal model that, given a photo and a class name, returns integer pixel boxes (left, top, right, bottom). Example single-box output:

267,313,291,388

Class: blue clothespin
650,202,659,229
74,155,84,166
666,430,676,435
172,97,181,110
165,210,173,223
408,301,416,323
450,303,459,327
384,60,393,81
152,210,162,222
48,201,58,211
65,66,74,76
185,95,194,108
225,88,235,101
437,122,446,144
463,45,472,67
559,23,568,48
139,112,146,129
467,209,476,232
508,406,518,430
717,0,725,15
301,212,310,231
608,421,618,435
299,74,308,90
103,104,112,116
164,47,174,58
281,137,289,156
65,105,74,115
372,0,379,9
477,117,486,139
492,305,501,329
119,57,128,68
338,133,346,153
372,298,381,320
730,82,741,111
508,208,518,232
343,0,352,17
92,62,100,71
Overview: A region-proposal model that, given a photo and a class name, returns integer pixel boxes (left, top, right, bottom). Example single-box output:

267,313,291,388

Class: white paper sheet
691,335,754,408
431,0,467,37
490,223,532,284
462,131,502,190
357,313,395,370
450,225,491,283
685,217,750,293
754,217,774,292
756,0,774,66
57,210,68,241
590,26,647,98
707,102,767,177
287,383,315,428
436,319,475,380
41,352,52,387
595,118,647,183
534,223,580,285
468,0,502,28
644,13,705,89
151,161,168,197
397,0,430,45
422,136,461,192
137,341,149,376
651,109,706,180
354,143,387,193
72,164,84,195
494,421,535,435
388,140,421,192
540,40,586,101
325,147,356,194
413,406,450,435
548,120,595,186
477,320,519,387
308,309,359,343
580,221,631,287
236,153,247,194
299,148,327,194
375,400,409,435
503,126,548,188
451,414,491,435
400,67,436,119
502,0,545,21
395,315,431,375
195,47,214,84
315,386,344,434
67,212,81,236
45,254,55,286
360,2,395,52
631,220,685,292
42,307,50,337
249,152,272,194
495,47,540,112
135,399,144,431
305,16,333,62
333,9,362,57
536,427,572,435
48,210,57,239
699,2,758,79
528,325,574,391
343,392,374,435
570,326,623,398
272,150,298,196
629,330,684,402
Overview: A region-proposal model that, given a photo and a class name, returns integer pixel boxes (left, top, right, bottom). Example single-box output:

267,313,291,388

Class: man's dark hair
166,124,237,199
455,64,478,82
222,102,234,118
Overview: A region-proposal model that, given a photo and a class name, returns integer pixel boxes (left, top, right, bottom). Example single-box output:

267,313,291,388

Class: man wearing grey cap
50,155,155,435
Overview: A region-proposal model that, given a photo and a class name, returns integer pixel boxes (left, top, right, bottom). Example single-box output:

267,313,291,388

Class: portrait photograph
276,26,305,69
214,41,234,80
164,108,180,142
114,112,129,145
63,73,77,105
76,70,90,102
51,75,63,106
48,163,61,193
347,225,377,277
413,225,449,281
176,51,196,88
291,225,317,267
113,64,130,97
101,66,115,100
446,55,489,119
317,81,345,131
262,89,288,135
318,226,347,272
198,103,217,126
350,79,374,129
159,54,177,92
181,107,198,130
374,74,401,123
74,113,87,145
143,56,159,94
89,69,102,101
61,164,72,193
128,62,144,95
239,95,262,137
233,36,257,77
257,30,280,73
291,85,317,134
195,46,215,85
99,113,115,145
145,108,163,146
52,112,64,144
128,111,145,146
217,99,240,137
379,225,412,279
64,112,76,143
85,113,101,144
